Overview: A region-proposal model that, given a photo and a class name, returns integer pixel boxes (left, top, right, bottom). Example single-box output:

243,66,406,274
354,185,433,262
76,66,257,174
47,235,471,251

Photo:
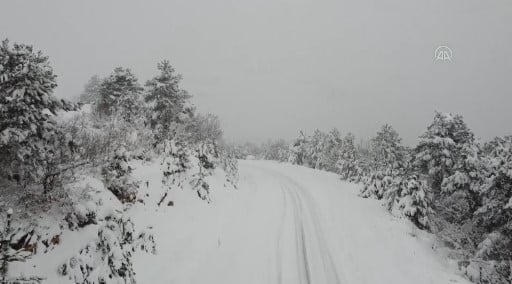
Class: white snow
131,160,469,284
8,160,470,283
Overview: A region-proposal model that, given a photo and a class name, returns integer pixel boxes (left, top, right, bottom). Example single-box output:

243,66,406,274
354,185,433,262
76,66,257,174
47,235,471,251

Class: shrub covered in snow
102,148,139,204
59,213,155,284
219,145,239,189
190,143,217,202
385,175,432,230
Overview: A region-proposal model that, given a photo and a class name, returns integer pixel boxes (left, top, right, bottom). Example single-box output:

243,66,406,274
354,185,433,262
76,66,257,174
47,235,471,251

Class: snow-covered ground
132,160,470,284
8,159,471,283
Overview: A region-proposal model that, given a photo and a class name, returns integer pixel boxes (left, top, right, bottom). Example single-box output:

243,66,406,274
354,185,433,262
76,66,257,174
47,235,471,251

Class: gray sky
1,0,511,145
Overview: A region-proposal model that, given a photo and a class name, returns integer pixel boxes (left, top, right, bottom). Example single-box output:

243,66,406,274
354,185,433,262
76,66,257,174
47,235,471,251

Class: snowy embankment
9,160,470,283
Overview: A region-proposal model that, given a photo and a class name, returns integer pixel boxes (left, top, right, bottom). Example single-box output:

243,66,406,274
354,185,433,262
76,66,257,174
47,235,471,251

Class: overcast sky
1,0,511,145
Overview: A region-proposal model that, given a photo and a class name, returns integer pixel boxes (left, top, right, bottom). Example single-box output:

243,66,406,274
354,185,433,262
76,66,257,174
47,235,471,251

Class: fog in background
1,0,511,145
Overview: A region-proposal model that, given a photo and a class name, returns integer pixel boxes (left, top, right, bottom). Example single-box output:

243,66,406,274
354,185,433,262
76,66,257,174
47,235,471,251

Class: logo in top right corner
435,46,453,62
434,45,453,62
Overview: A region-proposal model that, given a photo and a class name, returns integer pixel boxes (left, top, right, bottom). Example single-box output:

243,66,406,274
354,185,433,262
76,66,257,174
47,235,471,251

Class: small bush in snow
59,213,155,284
219,151,239,189
394,175,431,230
190,143,217,202
102,148,139,204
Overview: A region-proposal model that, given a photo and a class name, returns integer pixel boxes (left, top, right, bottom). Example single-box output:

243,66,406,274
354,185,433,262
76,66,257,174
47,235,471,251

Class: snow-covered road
133,160,470,284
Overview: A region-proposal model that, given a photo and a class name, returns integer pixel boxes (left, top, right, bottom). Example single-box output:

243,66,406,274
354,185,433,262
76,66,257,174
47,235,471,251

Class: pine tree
305,129,326,169
371,124,406,174
321,128,342,172
288,131,309,165
415,112,480,222
474,136,512,248
360,124,406,199
144,60,194,142
336,132,359,180
96,67,143,123
415,112,478,193
0,39,76,187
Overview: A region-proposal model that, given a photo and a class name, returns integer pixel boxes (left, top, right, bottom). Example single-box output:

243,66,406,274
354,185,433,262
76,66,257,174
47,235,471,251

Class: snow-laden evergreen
0,40,76,187
144,60,194,142
288,131,309,166
386,175,432,230
360,124,407,199
96,67,143,123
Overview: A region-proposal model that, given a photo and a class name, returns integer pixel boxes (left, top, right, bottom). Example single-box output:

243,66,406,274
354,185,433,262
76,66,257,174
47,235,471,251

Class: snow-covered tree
96,67,143,123
475,136,512,233
469,136,512,281
0,39,76,187
288,131,309,165
360,124,406,199
260,139,288,162
190,113,222,157
370,124,406,173
386,175,431,230
78,75,102,104
415,112,480,222
336,132,359,180
465,231,512,283
305,129,327,169
415,112,478,192
144,60,194,142
320,128,342,172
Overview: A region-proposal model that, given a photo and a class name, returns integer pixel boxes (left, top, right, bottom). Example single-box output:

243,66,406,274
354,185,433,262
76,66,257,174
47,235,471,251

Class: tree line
0,39,236,200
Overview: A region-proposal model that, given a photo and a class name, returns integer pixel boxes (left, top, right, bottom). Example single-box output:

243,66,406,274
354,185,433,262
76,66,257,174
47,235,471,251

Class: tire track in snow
286,182,312,284
287,181,343,284
273,174,343,283
275,183,287,284
244,163,344,284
